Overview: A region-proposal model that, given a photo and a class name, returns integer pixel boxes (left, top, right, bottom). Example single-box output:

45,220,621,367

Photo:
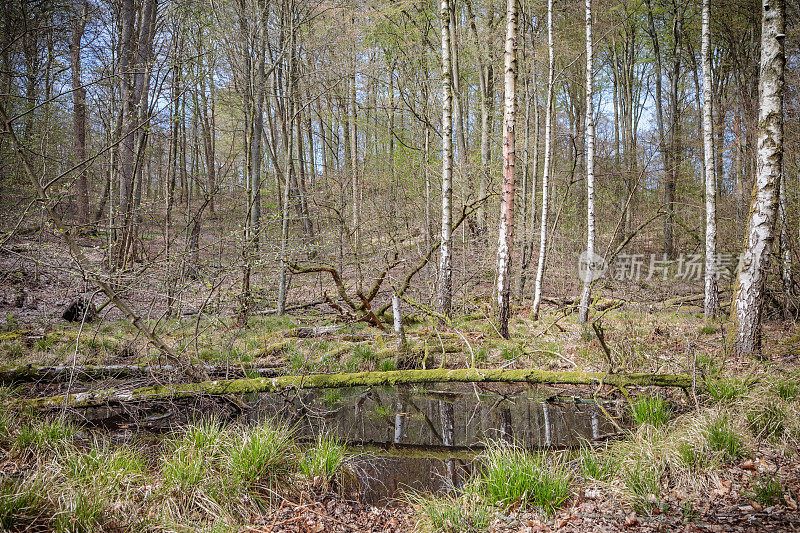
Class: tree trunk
70,0,90,228
438,0,454,318
496,0,517,339
531,0,554,322
578,0,595,324
702,0,719,318
32,368,694,409
734,0,785,354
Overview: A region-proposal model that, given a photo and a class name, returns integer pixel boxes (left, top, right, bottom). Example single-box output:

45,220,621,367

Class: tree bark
734,0,785,355
496,0,517,339
438,0,454,318
702,0,719,318
531,0,555,322
578,0,595,324
70,0,90,228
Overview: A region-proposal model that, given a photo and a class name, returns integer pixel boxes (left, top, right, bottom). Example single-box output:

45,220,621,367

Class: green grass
698,324,717,335
706,378,747,401
747,475,784,507
773,381,799,402
621,461,664,514
707,417,744,462
577,445,613,481
677,442,707,471
378,358,397,372
13,418,76,455
299,434,349,492
747,404,786,441
0,478,46,529
408,489,490,533
630,396,671,428
224,422,298,494
478,442,571,517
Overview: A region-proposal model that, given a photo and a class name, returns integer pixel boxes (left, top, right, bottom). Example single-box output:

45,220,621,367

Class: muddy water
239,385,622,504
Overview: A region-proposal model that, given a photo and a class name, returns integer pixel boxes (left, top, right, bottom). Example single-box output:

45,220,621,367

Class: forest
0,0,798,530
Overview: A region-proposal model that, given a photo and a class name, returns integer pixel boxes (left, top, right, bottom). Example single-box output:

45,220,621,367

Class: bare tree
496,0,517,339
734,0,785,354
531,0,554,322
70,0,90,229
578,0,595,324
438,0,454,318
702,0,719,318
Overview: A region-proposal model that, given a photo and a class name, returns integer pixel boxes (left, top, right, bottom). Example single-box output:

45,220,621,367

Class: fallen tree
0,363,282,384
31,368,693,409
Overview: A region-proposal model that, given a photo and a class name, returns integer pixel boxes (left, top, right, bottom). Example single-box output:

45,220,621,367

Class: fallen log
0,364,281,384
31,368,693,409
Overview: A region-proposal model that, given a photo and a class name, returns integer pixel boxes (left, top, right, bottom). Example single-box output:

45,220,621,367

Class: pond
84,383,623,504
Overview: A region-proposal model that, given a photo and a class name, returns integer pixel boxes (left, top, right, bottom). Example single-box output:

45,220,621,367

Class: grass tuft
747,475,784,507
478,442,571,517
630,396,671,428
224,422,298,495
408,489,490,533
577,444,614,481
300,434,350,493
706,417,744,462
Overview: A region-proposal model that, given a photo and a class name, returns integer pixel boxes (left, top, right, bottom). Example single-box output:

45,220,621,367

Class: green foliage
14,418,76,455
299,434,349,492
354,344,378,363
53,491,106,533
478,443,571,517
224,422,298,494
407,490,490,533
577,445,613,481
707,417,744,462
706,378,747,401
0,478,45,529
630,396,671,428
677,442,706,471
698,324,717,335
747,404,786,441
378,358,397,372
747,475,784,507
621,461,664,514
773,381,799,402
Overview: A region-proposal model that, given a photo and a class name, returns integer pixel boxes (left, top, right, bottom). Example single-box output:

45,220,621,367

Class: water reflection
238,385,621,504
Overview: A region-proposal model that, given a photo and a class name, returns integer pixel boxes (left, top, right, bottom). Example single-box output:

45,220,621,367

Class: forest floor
1,231,799,531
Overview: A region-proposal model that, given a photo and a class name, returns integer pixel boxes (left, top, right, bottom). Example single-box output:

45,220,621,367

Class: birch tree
578,0,595,324
438,0,454,318
496,0,517,339
734,0,785,355
531,0,554,322
702,0,719,318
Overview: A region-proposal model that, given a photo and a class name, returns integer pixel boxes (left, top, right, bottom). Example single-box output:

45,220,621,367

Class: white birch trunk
438,0,454,318
702,0,719,318
779,172,792,299
734,0,785,354
531,0,554,321
578,0,596,324
496,0,517,339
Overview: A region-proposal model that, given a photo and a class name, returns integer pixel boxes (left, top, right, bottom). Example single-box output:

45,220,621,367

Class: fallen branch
31,368,694,409
0,363,282,384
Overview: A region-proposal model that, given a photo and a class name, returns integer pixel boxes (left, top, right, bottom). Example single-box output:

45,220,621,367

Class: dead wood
31,367,694,409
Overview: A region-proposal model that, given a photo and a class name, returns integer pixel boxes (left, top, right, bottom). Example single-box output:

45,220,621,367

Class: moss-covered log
30,368,693,409
0,364,280,384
